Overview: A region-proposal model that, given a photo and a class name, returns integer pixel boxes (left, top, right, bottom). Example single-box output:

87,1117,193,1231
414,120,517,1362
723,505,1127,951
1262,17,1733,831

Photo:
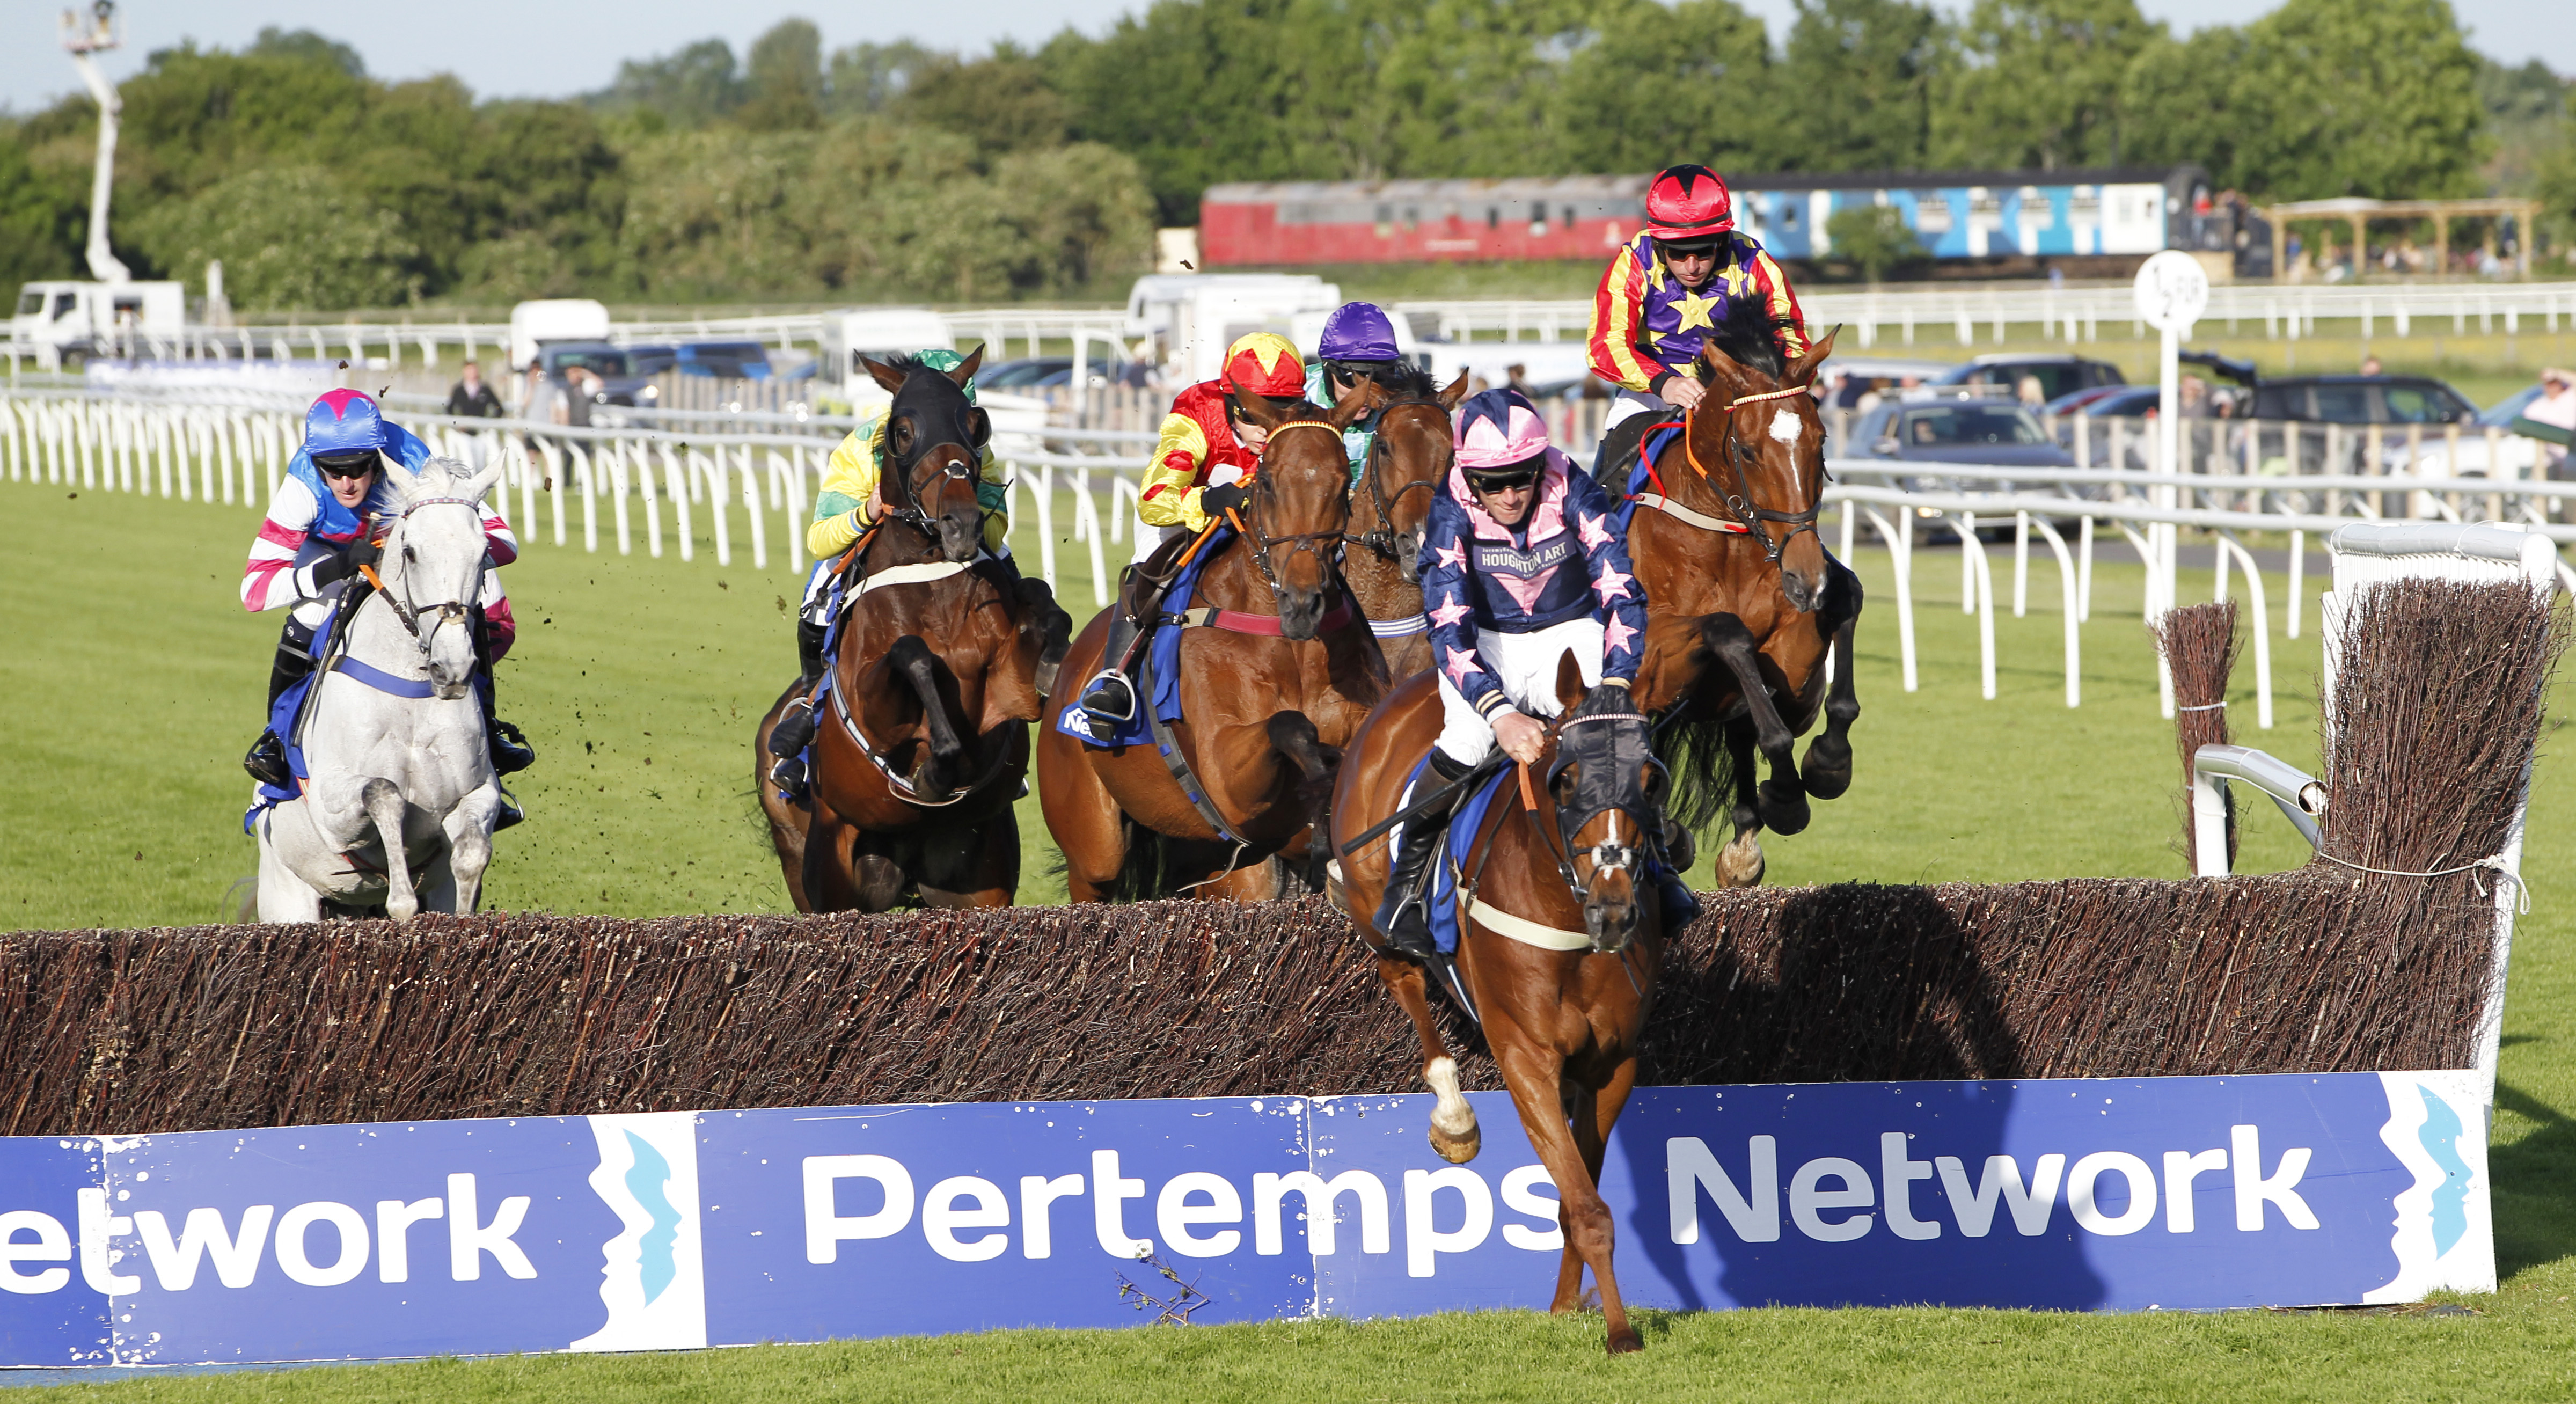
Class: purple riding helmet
1319,302,1401,364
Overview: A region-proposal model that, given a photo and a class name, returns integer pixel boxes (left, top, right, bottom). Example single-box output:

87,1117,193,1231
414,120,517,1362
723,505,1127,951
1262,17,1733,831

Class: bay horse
755,349,1072,911
258,455,507,922
1336,367,1470,681
1330,654,1674,1355
1622,307,1860,887
1037,384,1390,902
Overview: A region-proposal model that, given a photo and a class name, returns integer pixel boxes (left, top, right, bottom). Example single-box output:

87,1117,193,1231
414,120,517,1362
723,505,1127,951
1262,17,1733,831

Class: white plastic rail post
2028,515,2082,707
1861,507,1916,692
1952,515,1996,700
2213,532,2273,730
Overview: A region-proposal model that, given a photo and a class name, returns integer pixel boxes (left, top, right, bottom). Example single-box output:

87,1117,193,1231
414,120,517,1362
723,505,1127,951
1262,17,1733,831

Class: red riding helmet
1218,332,1306,397
1642,164,1735,241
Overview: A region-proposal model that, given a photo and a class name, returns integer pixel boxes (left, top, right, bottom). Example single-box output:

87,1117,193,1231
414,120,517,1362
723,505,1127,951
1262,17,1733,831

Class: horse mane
386,455,472,507
1702,294,1786,381
1376,363,1437,401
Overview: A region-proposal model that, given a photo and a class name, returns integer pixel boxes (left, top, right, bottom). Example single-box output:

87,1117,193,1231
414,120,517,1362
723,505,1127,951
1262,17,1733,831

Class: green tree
0,124,82,289
2219,0,2487,199
1932,0,2161,170
2117,25,2250,187
131,165,420,309
1552,0,1781,176
741,20,825,132
595,39,744,129
894,44,1071,157
1042,0,1304,225
2536,126,2576,261
826,41,935,116
1825,203,1928,279
1777,0,1939,172
247,26,366,78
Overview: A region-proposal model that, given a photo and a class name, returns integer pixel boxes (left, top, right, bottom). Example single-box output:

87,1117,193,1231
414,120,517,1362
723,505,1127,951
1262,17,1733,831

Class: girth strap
1138,643,1249,849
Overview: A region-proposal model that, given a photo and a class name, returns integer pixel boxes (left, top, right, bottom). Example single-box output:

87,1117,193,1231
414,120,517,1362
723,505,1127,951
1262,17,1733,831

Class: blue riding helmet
304,388,389,458
1319,303,1400,363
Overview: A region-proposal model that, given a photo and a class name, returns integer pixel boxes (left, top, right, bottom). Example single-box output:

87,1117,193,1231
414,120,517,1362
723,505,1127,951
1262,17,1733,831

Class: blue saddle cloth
1050,526,1225,748
1608,422,1689,535
1410,749,1703,955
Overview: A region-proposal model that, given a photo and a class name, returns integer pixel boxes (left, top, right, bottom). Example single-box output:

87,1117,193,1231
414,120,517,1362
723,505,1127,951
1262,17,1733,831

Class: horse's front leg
1494,1040,1638,1354
1375,954,1479,1164
1698,613,1807,836
1716,716,1766,888
441,783,502,913
1561,1053,1644,1348
1799,557,1864,800
360,778,419,922
880,634,969,798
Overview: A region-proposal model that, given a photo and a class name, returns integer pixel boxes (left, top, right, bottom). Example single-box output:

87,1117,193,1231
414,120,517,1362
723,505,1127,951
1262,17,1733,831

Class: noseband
1234,420,1352,602
368,495,482,659
1683,383,1824,567
1345,399,1451,563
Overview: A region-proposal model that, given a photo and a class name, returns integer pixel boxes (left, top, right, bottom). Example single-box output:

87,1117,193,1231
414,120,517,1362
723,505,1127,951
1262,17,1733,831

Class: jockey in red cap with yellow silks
1587,164,1812,478
1077,331,1307,732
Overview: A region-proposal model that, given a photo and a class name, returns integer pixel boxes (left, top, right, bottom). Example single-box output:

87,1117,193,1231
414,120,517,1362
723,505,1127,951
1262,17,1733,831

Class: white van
1125,274,1343,384
10,280,185,365
507,299,611,371
823,308,957,404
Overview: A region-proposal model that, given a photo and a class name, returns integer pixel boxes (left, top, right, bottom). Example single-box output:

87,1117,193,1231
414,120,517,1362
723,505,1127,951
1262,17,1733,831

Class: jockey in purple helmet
1304,302,1408,478
239,389,535,822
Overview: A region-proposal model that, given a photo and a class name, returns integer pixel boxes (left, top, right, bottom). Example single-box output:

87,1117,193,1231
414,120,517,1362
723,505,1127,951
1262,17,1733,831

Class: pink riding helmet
1454,388,1551,474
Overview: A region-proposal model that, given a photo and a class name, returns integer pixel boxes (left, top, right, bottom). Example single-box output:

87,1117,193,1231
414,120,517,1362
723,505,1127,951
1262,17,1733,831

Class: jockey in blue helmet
240,390,535,822
1305,301,1407,478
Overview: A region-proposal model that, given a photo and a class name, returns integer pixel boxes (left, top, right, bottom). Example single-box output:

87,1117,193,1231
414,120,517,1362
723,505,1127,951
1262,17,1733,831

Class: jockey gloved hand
308,535,383,588
1199,483,1247,518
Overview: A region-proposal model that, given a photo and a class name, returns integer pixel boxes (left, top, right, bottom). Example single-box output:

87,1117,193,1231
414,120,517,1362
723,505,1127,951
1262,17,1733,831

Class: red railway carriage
1201,174,1650,267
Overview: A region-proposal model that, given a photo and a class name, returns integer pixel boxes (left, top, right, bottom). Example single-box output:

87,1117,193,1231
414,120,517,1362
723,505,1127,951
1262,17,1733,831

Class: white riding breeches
1599,389,1672,436
1433,618,1607,767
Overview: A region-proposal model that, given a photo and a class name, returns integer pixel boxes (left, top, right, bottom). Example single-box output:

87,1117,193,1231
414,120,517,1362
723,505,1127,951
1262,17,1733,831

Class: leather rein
358,494,483,659
1346,397,1452,564
1227,420,1359,606
1643,382,1824,567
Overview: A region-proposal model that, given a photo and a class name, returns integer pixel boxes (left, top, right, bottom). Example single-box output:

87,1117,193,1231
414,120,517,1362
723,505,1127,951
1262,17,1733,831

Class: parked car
2405,382,2559,481
676,341,777,379
1848,398,2079,536
2043,385,2160,419
539,342,657,414
976,356,1073,390
1929,353,2126,404
2246,375,2476,426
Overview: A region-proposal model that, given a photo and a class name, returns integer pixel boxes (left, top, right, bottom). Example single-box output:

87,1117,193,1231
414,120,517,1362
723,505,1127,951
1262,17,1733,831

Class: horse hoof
387,900,419,924
1430,1123,1482,1165
1801,738,1853,799
1759,783,1810,837
1606,1329,1643,1355
1717,833,1765,889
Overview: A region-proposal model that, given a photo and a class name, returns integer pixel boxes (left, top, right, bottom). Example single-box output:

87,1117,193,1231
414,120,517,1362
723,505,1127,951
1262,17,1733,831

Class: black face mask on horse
873,353,993,566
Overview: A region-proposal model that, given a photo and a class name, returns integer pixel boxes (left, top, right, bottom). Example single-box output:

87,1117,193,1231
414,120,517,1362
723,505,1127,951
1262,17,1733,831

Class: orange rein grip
1517,759,1538,813
358,562,388,595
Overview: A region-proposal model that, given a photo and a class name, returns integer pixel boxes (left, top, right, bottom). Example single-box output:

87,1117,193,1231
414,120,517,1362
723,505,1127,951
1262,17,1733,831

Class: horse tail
1657,710,1738,841
1105,817,1175,903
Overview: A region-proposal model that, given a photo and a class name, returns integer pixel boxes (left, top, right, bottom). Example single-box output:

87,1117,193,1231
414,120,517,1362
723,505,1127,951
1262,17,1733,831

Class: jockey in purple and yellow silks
1587,164,1812,472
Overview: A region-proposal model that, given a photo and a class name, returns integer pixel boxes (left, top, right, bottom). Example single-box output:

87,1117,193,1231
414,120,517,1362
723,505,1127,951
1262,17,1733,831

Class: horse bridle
1456,705,1666,958
1682,383,1824,566
369,495,482,657
1233,420,1353,601
1345,398,1452,564
877,385,983,543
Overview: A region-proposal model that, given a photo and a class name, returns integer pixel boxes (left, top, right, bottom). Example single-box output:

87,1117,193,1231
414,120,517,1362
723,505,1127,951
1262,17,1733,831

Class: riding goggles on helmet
314,452,377,480
1463,451,1547,492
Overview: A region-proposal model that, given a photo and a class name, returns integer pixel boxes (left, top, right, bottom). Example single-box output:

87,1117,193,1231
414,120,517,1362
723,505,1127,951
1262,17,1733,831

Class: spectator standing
445,360,503,418
2526,368,2575,480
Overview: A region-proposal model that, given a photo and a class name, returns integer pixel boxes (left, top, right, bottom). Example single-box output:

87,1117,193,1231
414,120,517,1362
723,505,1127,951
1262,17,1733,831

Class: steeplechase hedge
0,577,2556,1137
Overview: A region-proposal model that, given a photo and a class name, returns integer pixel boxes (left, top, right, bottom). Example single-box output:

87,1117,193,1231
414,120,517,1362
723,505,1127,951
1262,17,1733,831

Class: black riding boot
1077,567,1153,733
795,618,829,684
243,641,313,789
1374,750,1473,959
767,690,821,799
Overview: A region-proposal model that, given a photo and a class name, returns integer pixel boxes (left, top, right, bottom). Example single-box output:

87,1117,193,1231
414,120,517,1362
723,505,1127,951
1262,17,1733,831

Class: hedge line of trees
0,0,2566,311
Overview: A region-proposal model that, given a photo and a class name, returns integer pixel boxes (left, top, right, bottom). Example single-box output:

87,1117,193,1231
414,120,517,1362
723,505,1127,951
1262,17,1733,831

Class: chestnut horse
1624,308,1861,887
1336,367,1470,681
1037,385,1391,902
756,350,1071,910
1330,655,1675,1355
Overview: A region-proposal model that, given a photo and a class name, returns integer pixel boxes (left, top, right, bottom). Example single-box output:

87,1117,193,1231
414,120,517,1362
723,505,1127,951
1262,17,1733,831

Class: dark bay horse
757,350,1071,910
1622,310,1860,887
1330,654,1675,1355
1037,385,1391,902
1336,367,1469,681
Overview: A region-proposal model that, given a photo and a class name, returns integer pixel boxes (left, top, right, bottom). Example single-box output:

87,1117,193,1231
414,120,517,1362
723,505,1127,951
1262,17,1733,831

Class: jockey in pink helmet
1375,387,1650,955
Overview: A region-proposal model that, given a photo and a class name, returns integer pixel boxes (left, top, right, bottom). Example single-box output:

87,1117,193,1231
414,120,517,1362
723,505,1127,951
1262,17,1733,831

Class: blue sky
3,0,2565,114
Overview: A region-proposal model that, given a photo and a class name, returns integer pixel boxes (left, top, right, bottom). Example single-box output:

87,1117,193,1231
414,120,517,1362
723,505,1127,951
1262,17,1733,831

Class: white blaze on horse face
1768,405,1804,492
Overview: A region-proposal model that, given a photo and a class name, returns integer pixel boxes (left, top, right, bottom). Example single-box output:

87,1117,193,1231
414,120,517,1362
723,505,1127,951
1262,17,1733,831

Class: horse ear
1327,377,1387,432
1231,383,1290,432
861,356,906,394
1436,369,1473,410
466,460,503,506
1783,325,1840,389
967,406,991,448
952,345,985,386
1554,650,1585,715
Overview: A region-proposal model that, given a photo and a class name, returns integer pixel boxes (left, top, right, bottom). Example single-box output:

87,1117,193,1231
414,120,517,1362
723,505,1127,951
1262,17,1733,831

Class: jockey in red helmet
1587,164,1811,465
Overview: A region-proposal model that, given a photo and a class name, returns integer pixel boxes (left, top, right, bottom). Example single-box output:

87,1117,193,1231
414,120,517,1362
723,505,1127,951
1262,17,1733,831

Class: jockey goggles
1463,450,1548,492
314,452,377,480
1325,358,1402,383
1656,236,1722,259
